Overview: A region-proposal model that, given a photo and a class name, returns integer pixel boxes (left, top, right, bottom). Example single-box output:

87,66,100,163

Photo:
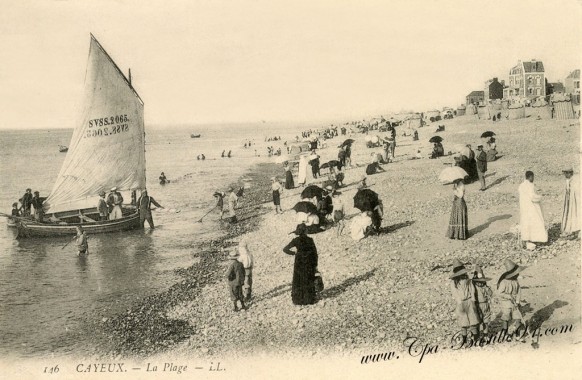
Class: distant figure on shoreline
159,172,167,185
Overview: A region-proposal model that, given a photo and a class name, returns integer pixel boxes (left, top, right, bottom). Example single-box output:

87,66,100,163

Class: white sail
44,35,145,213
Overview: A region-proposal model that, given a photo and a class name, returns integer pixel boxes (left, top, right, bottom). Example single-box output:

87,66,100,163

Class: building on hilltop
564,69,580,104
505,59,546,99
466,91,484,105
484,78,504,101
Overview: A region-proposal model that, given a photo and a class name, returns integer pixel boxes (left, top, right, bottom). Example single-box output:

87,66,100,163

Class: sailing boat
10,35,146,238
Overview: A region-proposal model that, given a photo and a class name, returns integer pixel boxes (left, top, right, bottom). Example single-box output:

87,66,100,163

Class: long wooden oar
197,205,218,223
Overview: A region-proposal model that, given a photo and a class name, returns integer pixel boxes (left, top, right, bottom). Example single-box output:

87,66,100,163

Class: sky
0,0,580,129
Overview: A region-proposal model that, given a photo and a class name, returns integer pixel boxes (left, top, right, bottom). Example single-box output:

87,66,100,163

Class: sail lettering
88,115,129,128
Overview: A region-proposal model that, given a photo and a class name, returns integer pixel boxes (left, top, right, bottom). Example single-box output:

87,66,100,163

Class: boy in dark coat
226,249,246,311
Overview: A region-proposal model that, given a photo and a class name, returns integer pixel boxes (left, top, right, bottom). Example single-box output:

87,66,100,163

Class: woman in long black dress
446,179,469,239
284,162,294,189
283,224,319,305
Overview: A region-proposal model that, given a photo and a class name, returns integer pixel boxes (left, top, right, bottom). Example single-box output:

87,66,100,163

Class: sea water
0,122,312,357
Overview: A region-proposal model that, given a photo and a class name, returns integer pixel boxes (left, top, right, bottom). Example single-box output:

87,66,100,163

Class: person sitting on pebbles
350,211,373,241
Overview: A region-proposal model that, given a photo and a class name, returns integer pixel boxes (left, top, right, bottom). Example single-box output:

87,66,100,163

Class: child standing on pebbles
472,265,493,335
226,249,246,311
237,241,254,303
497,259,527,337
450,259,481,344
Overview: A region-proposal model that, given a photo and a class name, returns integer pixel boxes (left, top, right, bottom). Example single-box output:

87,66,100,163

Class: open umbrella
341,138,355,147
301,185,325,200
353,188,379,212
292,201,318,214
439,167,468,184
429,136,443,143
480,131,496,138
320,160,340,170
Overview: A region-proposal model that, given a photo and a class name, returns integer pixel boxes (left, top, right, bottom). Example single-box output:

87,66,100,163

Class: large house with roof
505,59,546,99
466,91,484,105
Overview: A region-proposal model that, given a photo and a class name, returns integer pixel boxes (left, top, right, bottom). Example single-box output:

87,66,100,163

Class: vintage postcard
0,1,580,379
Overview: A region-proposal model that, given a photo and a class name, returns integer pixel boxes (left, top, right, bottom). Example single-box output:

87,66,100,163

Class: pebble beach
87,114,581,361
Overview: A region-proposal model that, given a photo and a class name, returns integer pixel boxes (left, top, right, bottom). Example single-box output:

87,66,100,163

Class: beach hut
403,114,422,129
528,98,552,119
466,103,478,115
456,105,466,116
507,104,525,120
551,93,575,120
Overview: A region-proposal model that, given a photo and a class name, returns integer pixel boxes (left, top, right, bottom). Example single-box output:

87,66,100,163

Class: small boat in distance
59,145,69,152
190,134,201,138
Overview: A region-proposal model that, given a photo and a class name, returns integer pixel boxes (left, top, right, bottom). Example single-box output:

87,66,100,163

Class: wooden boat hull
8,211,142,238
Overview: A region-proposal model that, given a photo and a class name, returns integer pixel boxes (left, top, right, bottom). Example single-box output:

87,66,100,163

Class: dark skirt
292,254,317,305
273,190,281,206
285,170,294,189
446,196,468,239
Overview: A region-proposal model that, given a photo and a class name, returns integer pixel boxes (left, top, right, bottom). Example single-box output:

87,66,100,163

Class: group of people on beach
449,258,527,344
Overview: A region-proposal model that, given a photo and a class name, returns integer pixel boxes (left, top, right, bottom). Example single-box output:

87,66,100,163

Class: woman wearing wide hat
497,258,527,334
449,259,481,342
283,224,319,305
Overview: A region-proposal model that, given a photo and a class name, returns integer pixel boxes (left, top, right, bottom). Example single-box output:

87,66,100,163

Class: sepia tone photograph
0,1,581,379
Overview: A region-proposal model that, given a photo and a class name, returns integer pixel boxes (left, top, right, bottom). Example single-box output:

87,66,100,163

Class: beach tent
425,110,441,120
403,116,422,129
466,104,478,115
477,105,490,119
528,98,552,119
551,93,575,120
489,100,503,111
507,104,525,120
456,105,466,116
